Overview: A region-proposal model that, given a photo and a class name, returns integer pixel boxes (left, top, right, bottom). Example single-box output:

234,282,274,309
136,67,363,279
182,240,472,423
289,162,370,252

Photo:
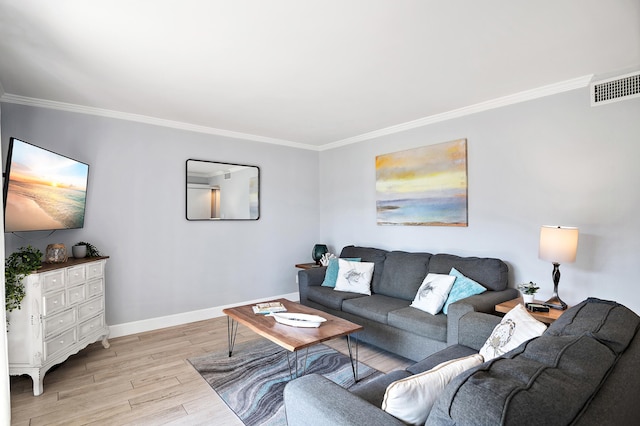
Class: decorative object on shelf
312,244,328,265
44,243,67,264
75,241,102,257
5,246,43,314
270,312,327,328
71,243,87,258
539,225,579,310
319,252,336,266
517,281,540,304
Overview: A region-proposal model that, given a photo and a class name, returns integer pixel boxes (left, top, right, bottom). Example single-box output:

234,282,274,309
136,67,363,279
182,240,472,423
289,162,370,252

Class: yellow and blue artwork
376,139,468,226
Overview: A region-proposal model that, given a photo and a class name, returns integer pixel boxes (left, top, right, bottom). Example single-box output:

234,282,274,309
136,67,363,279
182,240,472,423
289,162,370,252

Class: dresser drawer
44,328,77,360
42,271,65,293
43,291,66,315
78,296,104,321
67,284,87,305
87,279,104,298
68,265,86,286
79,315,104,340
44,308,76,338
87,261,104,279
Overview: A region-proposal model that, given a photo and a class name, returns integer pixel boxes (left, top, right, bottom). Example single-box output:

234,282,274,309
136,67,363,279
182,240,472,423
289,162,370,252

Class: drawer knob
52,279,57,283
60,340,64,344
59,320,64,324
53,301,58,305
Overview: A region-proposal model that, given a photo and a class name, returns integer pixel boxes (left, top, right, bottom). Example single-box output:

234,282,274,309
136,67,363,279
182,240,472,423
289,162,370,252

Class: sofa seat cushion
388,307,448,342
307,286,367,310
342,295,411,324
376,251,432,300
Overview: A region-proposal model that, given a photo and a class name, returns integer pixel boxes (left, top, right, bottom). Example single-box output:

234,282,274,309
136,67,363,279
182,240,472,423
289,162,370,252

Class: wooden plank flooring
10,316,412,425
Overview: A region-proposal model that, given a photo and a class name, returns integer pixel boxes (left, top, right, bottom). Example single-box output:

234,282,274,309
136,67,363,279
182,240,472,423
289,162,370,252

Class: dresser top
35,256,110,273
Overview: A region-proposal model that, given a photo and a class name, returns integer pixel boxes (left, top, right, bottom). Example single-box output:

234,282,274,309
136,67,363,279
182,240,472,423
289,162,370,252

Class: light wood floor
10,316,412,425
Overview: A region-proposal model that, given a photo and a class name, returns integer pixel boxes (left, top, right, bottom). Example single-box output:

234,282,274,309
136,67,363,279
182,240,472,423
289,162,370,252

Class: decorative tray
271,312,327,328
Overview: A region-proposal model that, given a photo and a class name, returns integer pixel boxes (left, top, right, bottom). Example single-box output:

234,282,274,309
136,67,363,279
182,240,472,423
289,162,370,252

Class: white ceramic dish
271,312,327,328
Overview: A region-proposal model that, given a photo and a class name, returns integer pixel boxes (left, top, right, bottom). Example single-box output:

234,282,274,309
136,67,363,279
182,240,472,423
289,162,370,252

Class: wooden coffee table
223,298,363,380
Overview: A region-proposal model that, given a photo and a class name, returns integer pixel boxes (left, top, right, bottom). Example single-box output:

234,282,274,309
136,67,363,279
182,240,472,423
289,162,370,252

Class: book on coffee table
252,302,287,314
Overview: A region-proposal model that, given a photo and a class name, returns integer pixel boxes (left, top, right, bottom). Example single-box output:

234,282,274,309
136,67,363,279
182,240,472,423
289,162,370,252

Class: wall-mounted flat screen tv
3,137,89,233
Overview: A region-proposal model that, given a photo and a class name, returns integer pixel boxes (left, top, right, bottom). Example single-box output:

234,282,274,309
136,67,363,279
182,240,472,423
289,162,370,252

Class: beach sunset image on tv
4,139,89,233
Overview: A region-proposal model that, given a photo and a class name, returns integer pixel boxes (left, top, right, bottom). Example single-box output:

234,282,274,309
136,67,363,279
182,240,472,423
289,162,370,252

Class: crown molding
0,93,318,151
320,74,594,151
0,74,593,152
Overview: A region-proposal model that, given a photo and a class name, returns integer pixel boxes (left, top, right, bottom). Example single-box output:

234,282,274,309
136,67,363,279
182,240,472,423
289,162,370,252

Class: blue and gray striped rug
188,338,381,425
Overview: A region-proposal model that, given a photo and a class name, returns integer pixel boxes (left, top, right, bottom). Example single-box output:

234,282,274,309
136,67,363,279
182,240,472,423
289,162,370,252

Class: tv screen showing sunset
4,139,89,233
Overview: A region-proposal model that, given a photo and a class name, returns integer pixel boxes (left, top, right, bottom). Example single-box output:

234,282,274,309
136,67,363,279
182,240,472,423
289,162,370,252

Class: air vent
591,71,640,106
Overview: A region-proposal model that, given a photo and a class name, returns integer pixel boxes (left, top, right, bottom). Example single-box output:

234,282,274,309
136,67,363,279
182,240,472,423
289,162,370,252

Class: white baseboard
108,292,300,338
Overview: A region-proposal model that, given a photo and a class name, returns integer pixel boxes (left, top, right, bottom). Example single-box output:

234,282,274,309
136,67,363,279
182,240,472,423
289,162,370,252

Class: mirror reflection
186,159,260,220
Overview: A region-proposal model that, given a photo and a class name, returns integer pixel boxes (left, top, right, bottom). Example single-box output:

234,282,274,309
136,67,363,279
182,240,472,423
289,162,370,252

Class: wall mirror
186,159,260,220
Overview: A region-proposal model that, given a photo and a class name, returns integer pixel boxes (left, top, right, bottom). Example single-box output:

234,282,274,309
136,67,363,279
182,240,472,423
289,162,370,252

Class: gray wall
3,85,640,327
319,88,640,314
1,103,320,325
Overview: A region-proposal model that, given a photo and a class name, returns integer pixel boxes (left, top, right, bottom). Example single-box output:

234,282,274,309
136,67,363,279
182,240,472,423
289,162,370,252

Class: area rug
188,338,382,426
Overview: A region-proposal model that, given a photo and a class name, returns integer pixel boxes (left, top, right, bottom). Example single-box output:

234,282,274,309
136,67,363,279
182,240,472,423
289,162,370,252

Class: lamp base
544,295,567,310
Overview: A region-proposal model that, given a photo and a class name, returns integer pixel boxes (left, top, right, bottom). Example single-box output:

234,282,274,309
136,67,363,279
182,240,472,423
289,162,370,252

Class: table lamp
538,225,579,310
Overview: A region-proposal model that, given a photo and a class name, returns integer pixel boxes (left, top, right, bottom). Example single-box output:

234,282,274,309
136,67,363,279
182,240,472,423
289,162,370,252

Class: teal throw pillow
442,267,487,314
321,257,361,287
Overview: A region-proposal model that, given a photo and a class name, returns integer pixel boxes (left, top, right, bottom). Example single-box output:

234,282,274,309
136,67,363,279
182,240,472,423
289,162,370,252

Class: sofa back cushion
377,251,432,300
427,254,508,291
545,297,640,354
339,246,388,292
426,298,640,426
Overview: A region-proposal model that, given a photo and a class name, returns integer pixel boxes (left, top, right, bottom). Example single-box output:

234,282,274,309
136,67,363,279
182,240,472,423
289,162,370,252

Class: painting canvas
376,139,467,226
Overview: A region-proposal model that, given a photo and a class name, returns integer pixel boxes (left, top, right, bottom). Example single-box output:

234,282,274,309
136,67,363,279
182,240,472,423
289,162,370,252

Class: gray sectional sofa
284,298,640,425
298,245,518,361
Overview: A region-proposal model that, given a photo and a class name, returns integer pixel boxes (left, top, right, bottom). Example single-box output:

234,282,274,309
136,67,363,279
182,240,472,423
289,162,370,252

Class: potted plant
5,246,43,314
74,241,101,258
517,281,540,304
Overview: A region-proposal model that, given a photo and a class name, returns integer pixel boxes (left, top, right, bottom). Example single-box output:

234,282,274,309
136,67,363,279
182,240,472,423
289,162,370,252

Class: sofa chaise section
284,298,640,426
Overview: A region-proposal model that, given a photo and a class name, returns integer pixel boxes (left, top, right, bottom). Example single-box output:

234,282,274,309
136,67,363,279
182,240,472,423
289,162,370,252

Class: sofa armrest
446,288,518,345
298,267,327,305
284,374,405,426
457,311,502,350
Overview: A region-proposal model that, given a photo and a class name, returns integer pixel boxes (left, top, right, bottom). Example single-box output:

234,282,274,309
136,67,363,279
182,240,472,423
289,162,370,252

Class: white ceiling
0,1,638,149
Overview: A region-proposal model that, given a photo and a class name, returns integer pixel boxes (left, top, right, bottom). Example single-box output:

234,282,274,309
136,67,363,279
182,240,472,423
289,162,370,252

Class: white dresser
7,257,110,396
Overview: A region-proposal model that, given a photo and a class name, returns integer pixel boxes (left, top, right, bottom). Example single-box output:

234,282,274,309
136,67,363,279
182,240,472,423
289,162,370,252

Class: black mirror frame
185,159,260,221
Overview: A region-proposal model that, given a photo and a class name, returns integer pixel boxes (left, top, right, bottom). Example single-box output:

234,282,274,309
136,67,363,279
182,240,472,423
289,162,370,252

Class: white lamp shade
539,226,579,263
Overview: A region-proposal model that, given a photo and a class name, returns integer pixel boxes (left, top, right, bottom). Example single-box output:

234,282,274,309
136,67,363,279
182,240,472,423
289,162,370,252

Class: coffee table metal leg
286,348,310,380
227,317,238,357
347,333,359,382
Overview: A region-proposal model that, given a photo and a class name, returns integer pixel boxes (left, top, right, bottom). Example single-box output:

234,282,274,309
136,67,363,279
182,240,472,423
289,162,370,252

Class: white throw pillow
382,354,484,425
334,259,374,295
410,273,456,315
479,303,547,361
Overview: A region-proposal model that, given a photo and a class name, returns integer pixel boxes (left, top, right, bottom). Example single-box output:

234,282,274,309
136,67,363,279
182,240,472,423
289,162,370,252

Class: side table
495,297,566,324
295,263,322,270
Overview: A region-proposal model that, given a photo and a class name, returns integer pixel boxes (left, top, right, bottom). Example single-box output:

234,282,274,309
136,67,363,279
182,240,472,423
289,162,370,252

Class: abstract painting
376,139,467,226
